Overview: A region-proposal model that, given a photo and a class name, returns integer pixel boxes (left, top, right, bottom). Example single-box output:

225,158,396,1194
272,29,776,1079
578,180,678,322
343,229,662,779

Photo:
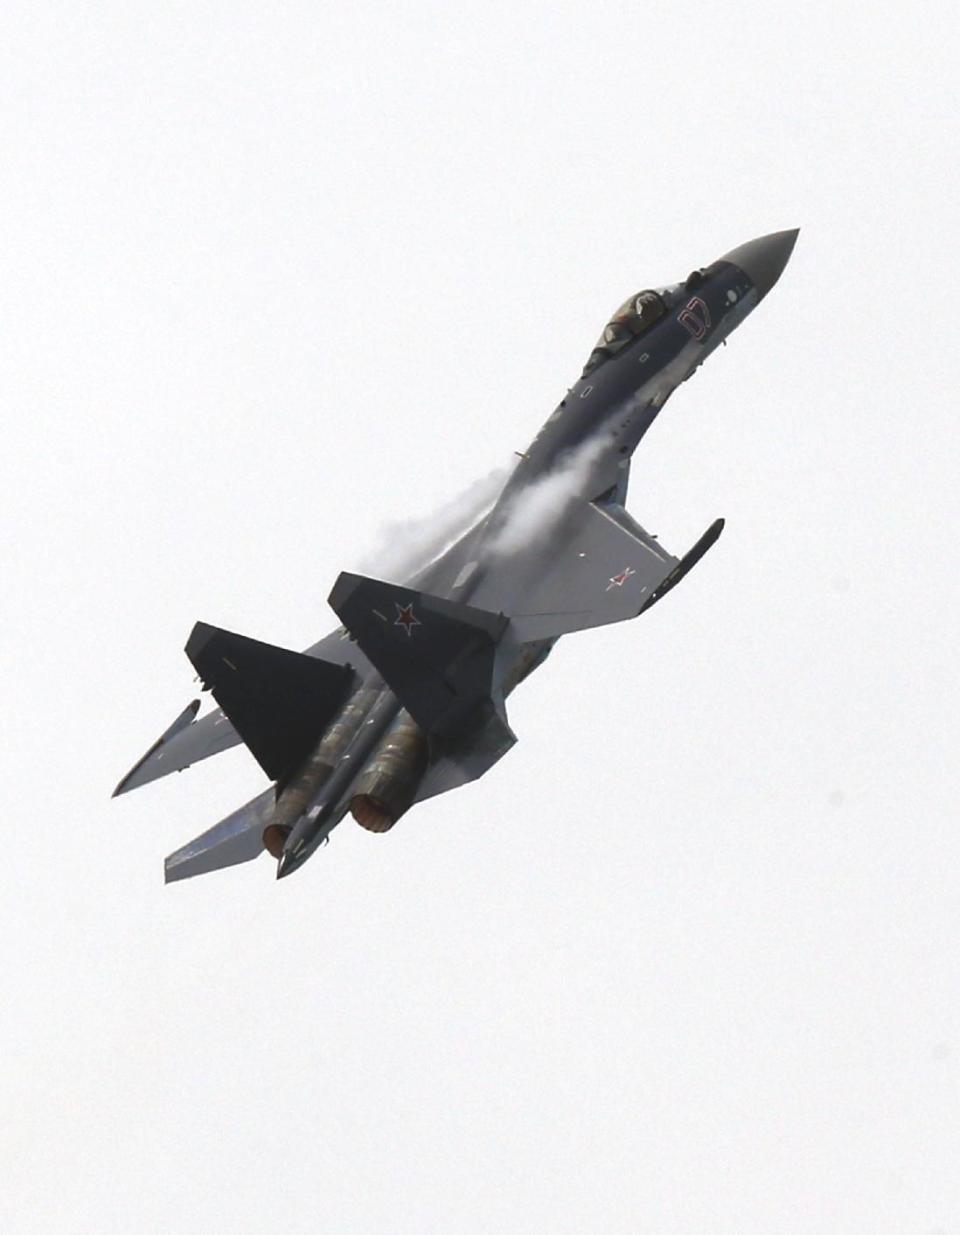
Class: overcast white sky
1,3,958,1232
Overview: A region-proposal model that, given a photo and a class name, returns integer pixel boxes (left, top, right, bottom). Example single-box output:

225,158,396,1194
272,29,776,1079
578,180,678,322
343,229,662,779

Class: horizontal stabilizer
185,623,355,783
328,572,509,737
113,700,242,797
165,788,274,883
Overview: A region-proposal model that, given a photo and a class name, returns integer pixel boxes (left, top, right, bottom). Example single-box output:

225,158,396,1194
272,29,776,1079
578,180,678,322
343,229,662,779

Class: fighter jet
114,229,799,882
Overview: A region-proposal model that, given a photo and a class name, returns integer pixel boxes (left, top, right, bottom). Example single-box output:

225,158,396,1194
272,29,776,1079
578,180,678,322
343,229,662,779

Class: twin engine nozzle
263,703,428,859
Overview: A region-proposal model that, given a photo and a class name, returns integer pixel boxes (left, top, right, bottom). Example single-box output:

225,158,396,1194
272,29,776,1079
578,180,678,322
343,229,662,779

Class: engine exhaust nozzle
349,712,427,834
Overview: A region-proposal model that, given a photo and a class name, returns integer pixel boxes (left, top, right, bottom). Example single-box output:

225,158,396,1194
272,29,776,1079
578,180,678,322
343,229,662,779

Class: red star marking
394,602,421,637
606,565,636,591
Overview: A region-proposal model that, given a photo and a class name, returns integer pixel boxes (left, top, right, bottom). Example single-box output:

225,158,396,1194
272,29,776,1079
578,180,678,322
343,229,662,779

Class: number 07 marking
678,296,711,340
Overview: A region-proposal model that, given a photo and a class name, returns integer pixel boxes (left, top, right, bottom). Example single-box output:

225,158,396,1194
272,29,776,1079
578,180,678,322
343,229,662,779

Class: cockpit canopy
582,289,668,377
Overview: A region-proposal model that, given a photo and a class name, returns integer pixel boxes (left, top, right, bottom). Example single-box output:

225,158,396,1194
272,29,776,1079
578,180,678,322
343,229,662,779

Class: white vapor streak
359,463,512,583
485,435,611,557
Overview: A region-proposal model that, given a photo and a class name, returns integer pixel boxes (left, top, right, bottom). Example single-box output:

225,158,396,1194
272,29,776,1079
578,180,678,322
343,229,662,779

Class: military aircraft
114,229,799,882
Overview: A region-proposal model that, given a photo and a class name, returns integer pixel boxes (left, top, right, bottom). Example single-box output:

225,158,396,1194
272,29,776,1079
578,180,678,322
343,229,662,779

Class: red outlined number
678,296,711,340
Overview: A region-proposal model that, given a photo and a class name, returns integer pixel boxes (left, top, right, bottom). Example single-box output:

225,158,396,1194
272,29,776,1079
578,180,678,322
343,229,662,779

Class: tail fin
328,572,509,738
185,623,355,784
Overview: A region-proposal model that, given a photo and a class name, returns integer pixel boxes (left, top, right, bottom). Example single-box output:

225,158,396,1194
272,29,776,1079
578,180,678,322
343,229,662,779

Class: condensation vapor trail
484,434,611,558
358,462,513,584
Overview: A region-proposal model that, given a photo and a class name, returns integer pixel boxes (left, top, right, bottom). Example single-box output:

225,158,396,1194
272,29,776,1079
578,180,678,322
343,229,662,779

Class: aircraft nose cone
719,229,799,301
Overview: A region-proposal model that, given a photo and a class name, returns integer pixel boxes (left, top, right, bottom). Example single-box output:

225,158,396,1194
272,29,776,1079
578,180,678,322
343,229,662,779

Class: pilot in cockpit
582,289,667,377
